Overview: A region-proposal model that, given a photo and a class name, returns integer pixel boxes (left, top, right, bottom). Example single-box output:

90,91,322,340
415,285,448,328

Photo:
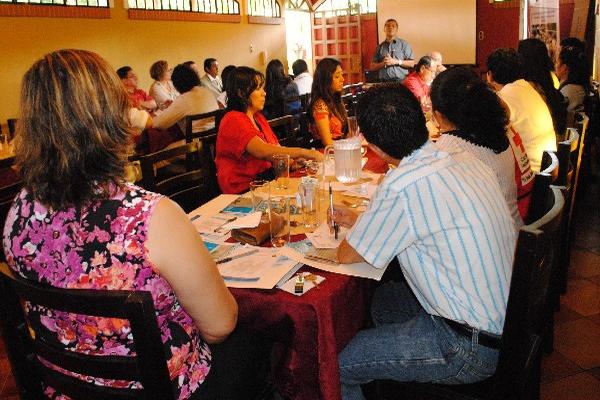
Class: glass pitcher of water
324,137,362,183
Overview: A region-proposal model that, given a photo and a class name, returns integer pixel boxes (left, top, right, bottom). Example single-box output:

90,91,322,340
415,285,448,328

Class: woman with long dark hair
263,59,300,119
216,66,322,194
556,45,590,112
308,58,348,146
518,38,567,137
431,67,530,226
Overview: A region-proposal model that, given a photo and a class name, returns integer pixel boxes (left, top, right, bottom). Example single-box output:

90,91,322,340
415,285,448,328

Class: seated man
333,84,517,400
117,66,157,112
428,50,447,75
200,57,223,99
153,63,219,132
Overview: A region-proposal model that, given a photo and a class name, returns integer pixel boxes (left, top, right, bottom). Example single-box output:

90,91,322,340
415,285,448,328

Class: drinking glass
347,116,359,138
268,183,290,247
272,154,290,190
298,177,320,231
249,180,269,212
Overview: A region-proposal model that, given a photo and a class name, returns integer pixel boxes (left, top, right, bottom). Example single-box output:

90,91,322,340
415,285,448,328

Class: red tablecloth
229,150,387,399
231,270,372,400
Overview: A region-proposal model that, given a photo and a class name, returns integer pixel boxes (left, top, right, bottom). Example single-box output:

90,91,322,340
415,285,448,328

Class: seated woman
308,58,348,146
215,66,323,194
149,60,179,110
518,38,567,137
216,64,236,109
556,45,589,113
431,67,527,227
402,55,436,106
4,49,238,399
263,59,300,120
153,63,219,132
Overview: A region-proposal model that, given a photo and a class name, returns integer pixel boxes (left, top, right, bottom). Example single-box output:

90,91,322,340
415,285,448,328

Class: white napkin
221,211,262,230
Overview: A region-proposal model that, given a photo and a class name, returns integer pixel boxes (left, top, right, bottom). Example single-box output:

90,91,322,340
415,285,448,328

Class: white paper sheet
342,183,378,199
217,246,301,289
305,223,347,249
189,194,239,220
221,211,261,230
279,246,387,281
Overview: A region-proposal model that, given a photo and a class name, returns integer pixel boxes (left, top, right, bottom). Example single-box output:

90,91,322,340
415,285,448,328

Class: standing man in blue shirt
371,19,415,82
332,84,516,400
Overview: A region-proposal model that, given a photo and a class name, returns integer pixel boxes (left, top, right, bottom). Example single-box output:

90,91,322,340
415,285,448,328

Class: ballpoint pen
329,182,339,240
216,248,260,264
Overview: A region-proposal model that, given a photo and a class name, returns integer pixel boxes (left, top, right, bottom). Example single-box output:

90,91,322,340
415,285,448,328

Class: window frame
247,0,282,24
127,0,241,22
0,0,110,18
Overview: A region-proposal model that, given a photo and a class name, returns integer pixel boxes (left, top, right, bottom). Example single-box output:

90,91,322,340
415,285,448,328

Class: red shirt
402,71,430,102
216,111,280,194
129,88,153,109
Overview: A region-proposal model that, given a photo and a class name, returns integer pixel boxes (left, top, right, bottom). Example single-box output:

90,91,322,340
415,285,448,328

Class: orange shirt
311,99,344,143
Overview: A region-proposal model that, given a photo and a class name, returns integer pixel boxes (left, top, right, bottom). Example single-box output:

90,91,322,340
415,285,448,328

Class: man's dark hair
183,60,196,67
431,67,509,154
558,45,590,89
226,66,265,113
357,84,428,160
384,18,398,27
414,56,433,73
486,48,523,85
172,64,201,94
292,59,308,76
204,58,217,73
116,66,132,80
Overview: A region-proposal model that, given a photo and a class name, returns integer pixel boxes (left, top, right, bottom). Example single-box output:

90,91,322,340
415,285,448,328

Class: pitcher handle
323,145,334,178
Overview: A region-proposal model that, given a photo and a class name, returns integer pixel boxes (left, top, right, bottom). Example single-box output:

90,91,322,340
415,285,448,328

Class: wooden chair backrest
0,263,174,400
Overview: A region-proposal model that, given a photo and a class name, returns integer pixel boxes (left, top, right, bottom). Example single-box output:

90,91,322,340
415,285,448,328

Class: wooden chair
525,150,559,225
299,93,311,112
0,157,22,261
139,141,218,213
183,108,225,144
372,186,565,400
551,126,586,296
0,262,174,400
268,115,296,147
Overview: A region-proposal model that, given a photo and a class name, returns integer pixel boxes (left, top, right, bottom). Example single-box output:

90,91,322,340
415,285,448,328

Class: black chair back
0,157,22,261
0,263,174,400
7,119,17,138
299,93,311,112
184,108,225,144
268,115,296,147
139,141,219,213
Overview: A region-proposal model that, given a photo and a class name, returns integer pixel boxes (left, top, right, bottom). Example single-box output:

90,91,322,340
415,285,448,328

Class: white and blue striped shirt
346,141,516,334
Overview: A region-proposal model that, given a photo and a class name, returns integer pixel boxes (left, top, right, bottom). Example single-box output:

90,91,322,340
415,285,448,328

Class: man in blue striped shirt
334,84,517,400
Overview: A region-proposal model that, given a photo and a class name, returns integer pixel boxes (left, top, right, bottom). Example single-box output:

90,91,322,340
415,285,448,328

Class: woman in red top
402,55,436,106
216,67,322,194
309,58,348,146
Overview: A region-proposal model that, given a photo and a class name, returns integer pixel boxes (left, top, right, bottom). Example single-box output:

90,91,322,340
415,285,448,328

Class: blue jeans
338,282,499,400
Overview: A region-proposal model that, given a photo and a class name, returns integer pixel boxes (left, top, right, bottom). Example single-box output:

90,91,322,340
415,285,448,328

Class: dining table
199,148,389,400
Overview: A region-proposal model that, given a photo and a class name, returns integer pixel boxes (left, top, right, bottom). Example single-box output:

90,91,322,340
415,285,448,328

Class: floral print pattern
2,184,210,399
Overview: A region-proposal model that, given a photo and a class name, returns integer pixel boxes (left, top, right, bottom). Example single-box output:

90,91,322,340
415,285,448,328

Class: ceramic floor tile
589,275,600,286
574,229,600,250
589,368,600,382
570,250,600,278
560,279,600,316
540,372,600,400
587,313,600,327
555,319,600,369
554,305,584,325
541,351,583,383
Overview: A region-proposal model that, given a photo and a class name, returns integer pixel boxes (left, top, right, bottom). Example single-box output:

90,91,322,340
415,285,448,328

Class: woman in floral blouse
2,49,237,399
308,57,349,146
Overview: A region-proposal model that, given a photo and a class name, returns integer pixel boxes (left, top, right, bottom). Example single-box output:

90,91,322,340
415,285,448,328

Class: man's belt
442,318,502,350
